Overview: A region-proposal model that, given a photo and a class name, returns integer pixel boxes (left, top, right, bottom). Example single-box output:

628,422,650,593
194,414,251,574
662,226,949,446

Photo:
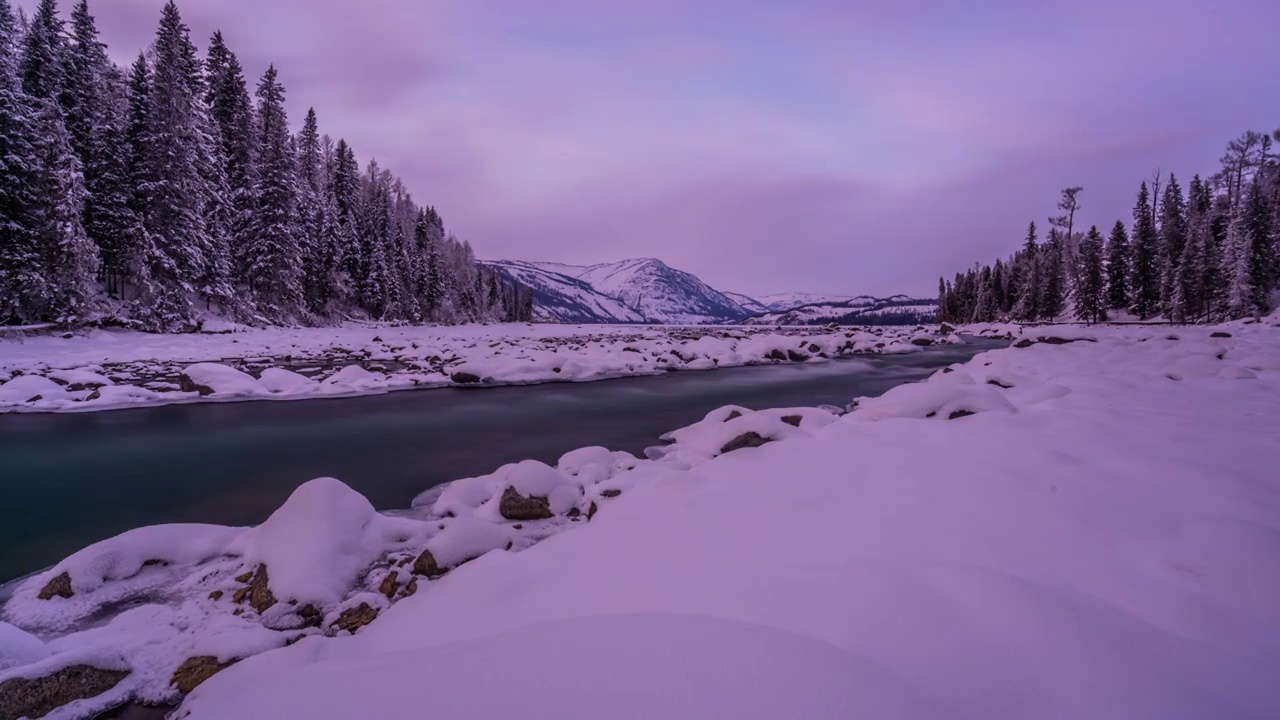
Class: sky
18,0,1280,297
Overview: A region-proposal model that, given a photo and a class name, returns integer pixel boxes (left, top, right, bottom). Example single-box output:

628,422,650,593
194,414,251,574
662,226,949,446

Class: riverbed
0,341,1000,582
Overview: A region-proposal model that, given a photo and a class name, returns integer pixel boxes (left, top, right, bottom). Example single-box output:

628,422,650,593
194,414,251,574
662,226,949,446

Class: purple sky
22,0,1280,297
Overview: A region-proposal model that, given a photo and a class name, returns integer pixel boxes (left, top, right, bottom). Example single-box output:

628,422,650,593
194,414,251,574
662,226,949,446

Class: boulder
331,603,378,634
37,571,74,600
766,349,787,362
0,665,130,720
781,415,803,427
451,371,482,385
940,323,957,334
499,486,554,521
177,374,215,396
911,337,934,347
248,565,276,614
600,489,622,498
171,656,238,694
1013,339,1035,349
786,349,810,362
379,574,400,599
724,410,743,422
1211,331,1232,338
720,432,771,455
412,549,445,578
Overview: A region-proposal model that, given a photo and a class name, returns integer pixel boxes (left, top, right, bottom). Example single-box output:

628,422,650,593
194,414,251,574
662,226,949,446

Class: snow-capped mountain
744,295,939,326
487,258,752,325
483,260,645,324
756,292,860,312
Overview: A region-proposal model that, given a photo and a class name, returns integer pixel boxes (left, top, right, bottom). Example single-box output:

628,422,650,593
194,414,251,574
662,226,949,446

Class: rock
807,343,821,353
987,379,1013,389
766,349,787,361
451,371,482,385
720,432,771,455
566,507,581,518
499,486,554,521
248,565,276,614
1013,339,1035,349
37,571,74,600
1211,331,1232,338
948,410,976,420
232,586,250,604
600,489,622,498
781,415,803,427
940,323,957,334
786,349,810,362
724,410,743,422
171,656,238,694
331,603,378,634
911,337,933,347
177,373,215,396
371,336,382,343
208,590,223,601
0,665,130,720
401,577,419,598
234,571,254,583
379,574,400,599
587,501,598,520
412,549,445,578
298,604,320,619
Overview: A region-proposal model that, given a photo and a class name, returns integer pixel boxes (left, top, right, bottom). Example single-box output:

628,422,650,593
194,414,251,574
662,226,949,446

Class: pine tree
1158,175,1187,320
245,65,302,317
63,1,106,160
29,97,99,322
1178,176,1213,322
84,70,141,299
1129,182,1160,319
1013,222,1038,321
1105,221,1130,311
1241,175,1275,316
0,0,42,323
204,30,256,274
1074,225,1106,324
19,0,63,103
1038,229,1064,319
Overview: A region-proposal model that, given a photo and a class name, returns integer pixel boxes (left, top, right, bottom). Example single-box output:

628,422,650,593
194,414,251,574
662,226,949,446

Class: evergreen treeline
938,130,1280,325
0,0,533,331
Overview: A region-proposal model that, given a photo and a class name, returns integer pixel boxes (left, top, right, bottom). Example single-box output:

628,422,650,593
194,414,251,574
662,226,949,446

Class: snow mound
851,382,1015,421
180,363,266,397
0,622,50,671
424,516,513,569
0,374,66,403
257,368,317,393
230,478,426,611
321,365,385,392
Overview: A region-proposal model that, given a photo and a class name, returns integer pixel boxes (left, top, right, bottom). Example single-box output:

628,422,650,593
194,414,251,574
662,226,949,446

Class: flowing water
0,340,1002,583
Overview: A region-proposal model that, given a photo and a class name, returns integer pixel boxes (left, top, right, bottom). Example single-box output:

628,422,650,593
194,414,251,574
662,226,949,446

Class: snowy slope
747,296,938,326
481,261,645,324
569,258,751,325
723,291,771,315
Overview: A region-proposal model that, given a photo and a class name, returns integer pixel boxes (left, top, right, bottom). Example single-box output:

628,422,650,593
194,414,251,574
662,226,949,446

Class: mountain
487,258,752,324
723,292,771,315
483,260,645,324
744,295,939,326
756,292,860,312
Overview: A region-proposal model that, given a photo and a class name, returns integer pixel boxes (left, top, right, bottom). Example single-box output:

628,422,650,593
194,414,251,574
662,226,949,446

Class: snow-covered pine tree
1074,225,1106,324
1178,176,1212,322
1105,221,1130,311
1038,229,1064,320
245,65,303,319
295,107,327,314
204,30,257,282
63,1,105,161
1241,175,1275,317
18,0,63,103
1158,175,1187,321
1012,221,1038,321
1129,182,1160,319
0,0,42,323
29,97,99,322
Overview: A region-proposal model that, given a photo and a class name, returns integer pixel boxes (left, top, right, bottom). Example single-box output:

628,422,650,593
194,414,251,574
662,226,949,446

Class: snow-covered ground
3,316,1279,719
0,323,956,414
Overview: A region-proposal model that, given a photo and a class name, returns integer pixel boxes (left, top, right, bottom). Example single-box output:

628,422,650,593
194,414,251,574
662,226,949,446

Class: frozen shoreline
0,323,968,414
3,317,1277,719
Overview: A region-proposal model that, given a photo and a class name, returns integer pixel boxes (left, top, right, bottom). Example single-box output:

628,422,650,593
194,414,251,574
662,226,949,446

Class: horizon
16,0,1280,297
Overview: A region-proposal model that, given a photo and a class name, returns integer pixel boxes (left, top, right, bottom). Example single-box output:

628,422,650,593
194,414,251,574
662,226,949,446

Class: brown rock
412,549,445,578
177,373,215,396
234,571,254,583
781,415,803,427
331,603,378,634
0,665,130,720
720,432,771,455
208,590,223,601
37,571,73,600
401,577,419,598
499,486,554,521
171,656,239,694
451,371,482,385
379,573,400,599
248,565,276,614
600,488,622,498
298,604,321,619
232,586,250,604
724,410,743,422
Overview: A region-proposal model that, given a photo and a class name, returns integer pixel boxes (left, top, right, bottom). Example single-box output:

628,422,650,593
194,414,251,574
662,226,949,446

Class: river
0,340,1001,583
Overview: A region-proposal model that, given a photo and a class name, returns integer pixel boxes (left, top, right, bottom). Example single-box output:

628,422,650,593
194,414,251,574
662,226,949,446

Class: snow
4,318,1280,719
229,478,425,613
0,622,49,671
0,323,958,413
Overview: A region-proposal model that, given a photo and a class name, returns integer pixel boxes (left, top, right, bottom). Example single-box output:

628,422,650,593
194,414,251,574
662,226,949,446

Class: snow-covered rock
179,363,266,398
